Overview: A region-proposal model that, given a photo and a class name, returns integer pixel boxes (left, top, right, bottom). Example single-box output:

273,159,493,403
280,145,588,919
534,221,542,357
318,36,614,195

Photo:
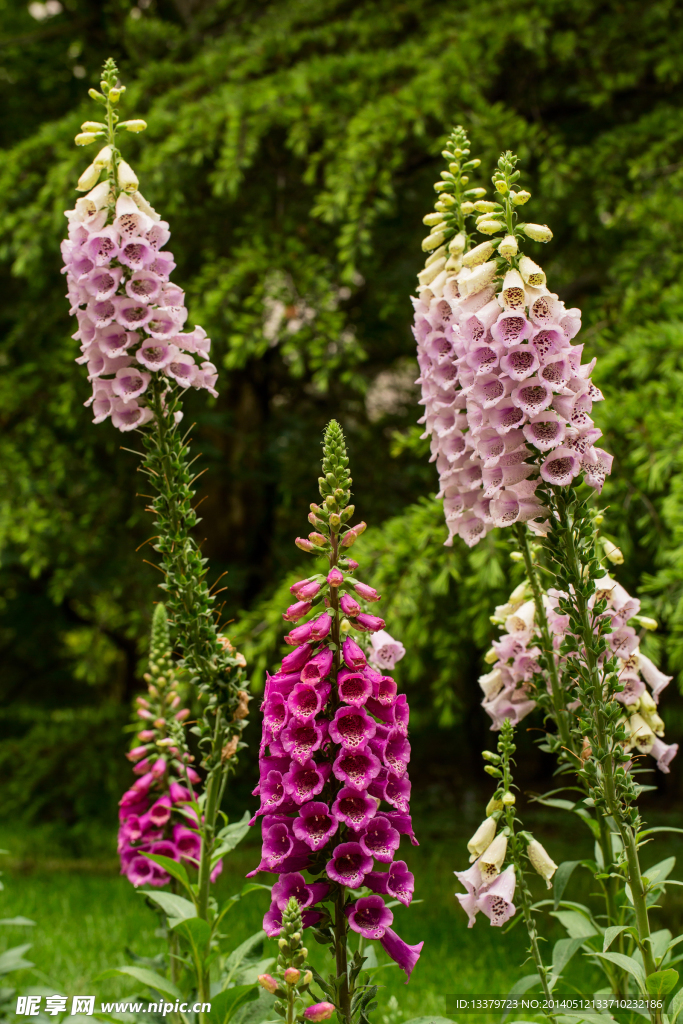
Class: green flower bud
477,219,505,235
119,119,148,132
511,190,531,205
75,132,99,146
421,230,448,252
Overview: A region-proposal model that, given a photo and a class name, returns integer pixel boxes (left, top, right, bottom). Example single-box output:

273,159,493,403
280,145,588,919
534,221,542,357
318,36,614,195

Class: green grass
0,811,682,1022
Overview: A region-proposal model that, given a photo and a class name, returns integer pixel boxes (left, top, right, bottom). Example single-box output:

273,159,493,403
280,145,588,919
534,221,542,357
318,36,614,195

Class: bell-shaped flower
369,630,406,669
369,671,398,705
283,759,328,805
98,324,137,357
355,613,386,633
650,737,678,774
111,400,153,432
83,266,124,301
523,412,565,452
113,193,153,238
358,814,401,863
272,871,329,911
332,787,377,831
136,338,176,371
263,693,288,735
281,719,326,764
337,669,372,707
116,297,153,331
500,344,539,381
84,228,120,266
540,446,582,486
287,682,328,722
149,250,176,278
293,801,338,851
118,236,155,271
333,746,382,791
379,926,423,982
326,842,373,887
166,352,197,388
365,860,414,906
125,269,163,304
145,307,182,339
346,895,393,939
330,706,376,750
253,770,286,817
475,864,516,926
87,297,118,329
490,311,533,348
511,377,554,417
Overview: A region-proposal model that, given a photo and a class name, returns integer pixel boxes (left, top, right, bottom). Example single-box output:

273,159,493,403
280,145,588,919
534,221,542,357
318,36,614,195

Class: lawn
1,805,682,1022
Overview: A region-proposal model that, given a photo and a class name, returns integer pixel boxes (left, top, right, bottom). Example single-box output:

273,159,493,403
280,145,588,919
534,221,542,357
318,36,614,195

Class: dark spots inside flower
505,287,524,308
293,769,318,796
532,421,560,441
519,386,548,408
339,795,366,823
502,408,524,428
541,363,563,383
547,457,573,478
294,691,317,716
483,381,504,402
510,351,534,372
489,895,507,921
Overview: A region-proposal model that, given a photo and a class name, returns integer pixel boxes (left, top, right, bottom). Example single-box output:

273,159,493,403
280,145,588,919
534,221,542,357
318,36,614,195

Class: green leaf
643,856,676,887
645,968,678,996
96,966,181,999
668,986,683,1024
139,890,197,925
222,932,267,987
593,952,646,993
214,811,251,860
553,861,581,910
173,916,212,953
208,985,259,1024
550,911,598,940
551,937,585,979
637,828,683,839
0,917,35,926
140,853,191,891
0,943,34,975
603,925,630,952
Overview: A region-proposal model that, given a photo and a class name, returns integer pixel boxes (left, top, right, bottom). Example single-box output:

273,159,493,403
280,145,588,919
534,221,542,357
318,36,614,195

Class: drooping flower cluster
118,603,224,887
479,564,678,773
249,421,423,984
62,63,217,431
413,140,613,546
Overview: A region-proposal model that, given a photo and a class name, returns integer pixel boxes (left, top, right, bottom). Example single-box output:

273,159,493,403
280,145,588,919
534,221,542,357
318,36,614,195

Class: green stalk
554,500,658,999
328,530,350,1024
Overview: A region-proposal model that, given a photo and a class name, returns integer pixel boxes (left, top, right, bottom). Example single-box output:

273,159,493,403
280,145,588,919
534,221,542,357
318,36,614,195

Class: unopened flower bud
467,817,496,861
486,796,503,816
76,163,101,192
510,551,524,562
108,87,123,103
462,240,494,268
329,513,341,529
581,736,592,763
119,119,148,132
493,179,508,194
258,974,278,994
301,948,308,958
502,791,515,806
484,647,498,665
477,219,505,235
304,1004,335,1022
81,121,106,133
278,938,288,950
527,839,558,888
448,232,466,254
423,212,445,227
284,968,301,985
117,160,139,193
634,615,658,631
303,970,313,986
422,230,447,252
602,539,624,564
511,190,531,205
75,132,100,146
460,201,475,214
88,89,106,104
473,201,499,213
498,235,518,259
295,537,315,552
523,223,553,243
93,145,113,169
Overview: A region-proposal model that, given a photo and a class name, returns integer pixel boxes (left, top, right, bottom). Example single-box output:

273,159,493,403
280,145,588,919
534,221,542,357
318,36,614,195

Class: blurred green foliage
2,0,683,833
